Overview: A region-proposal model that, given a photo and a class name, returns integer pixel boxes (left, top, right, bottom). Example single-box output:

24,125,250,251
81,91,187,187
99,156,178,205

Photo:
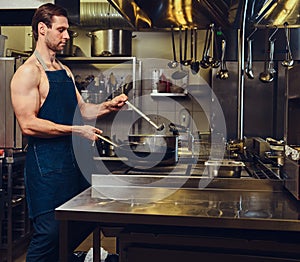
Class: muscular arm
11,61,101,140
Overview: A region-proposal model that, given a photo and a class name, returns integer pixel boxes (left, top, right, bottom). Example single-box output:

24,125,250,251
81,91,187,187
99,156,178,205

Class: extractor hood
253,0,300,28
107,0,242,30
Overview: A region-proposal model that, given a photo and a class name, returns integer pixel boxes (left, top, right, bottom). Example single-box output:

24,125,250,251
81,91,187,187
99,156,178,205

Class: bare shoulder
11,56,41,91
14,56,41,78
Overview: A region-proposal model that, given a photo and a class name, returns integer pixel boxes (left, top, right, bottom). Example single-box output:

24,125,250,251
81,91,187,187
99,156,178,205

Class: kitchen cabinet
0,152,32,262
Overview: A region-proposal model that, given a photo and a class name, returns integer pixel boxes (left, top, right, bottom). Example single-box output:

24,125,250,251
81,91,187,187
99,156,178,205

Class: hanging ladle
210,25,220,68
245,28,257,79
172,26,189,79
259,28,278,83
216,39,229,80
200,25,213,69
168,26,178,69
182,28,191,66
259,42,273,83
245,38,254,79
190,27,200,74
267,39,276,75
267,27,278,75
282,23,294,67
185,29,194,68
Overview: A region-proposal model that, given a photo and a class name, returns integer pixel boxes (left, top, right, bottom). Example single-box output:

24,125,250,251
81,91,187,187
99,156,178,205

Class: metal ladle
245,38,254,79
168,26,178,69
245,27,257,79
172,26,189,79
190,27,200,74
125,101,165,131
259,29,278,83
182,28,191,66
200,26,213,69
282,23,294,67
259,44,274,83
216,39,229,80
267,39,276,75
210,25,220,69
267,27,278,75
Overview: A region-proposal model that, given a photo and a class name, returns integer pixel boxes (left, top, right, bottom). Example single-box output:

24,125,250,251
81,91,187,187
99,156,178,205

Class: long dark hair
31,3,68,41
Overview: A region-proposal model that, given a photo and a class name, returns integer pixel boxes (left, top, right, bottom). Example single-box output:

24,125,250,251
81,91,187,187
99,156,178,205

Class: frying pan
95,134,178,167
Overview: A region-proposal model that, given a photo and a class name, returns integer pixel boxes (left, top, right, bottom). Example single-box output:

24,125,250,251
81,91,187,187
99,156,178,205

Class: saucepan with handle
95,133,178,167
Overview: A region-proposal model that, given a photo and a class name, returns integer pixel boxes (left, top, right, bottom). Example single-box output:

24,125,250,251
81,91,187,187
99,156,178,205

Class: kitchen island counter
56,177,300,261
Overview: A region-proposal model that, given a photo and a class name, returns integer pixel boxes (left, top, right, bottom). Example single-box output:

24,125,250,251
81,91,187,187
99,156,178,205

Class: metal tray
205,160,245,178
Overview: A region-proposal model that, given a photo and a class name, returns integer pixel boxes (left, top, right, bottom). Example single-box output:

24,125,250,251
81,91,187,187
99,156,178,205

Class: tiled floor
14,234,116,262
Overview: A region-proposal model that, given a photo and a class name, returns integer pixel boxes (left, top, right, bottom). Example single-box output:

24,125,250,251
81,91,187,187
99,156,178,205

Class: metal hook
268,26,278,41
246,28,257,41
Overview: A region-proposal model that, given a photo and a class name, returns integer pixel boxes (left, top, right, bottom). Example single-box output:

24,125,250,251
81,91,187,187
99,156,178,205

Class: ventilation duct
80,2,133,30
107,0,242,30
253,0,300,28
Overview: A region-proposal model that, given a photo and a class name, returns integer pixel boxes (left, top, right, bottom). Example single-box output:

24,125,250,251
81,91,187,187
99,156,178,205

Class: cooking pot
88,29,132,56
32,30,78,56
0,34,7,57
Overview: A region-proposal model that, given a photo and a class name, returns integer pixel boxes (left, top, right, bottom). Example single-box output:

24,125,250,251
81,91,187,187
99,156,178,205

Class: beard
45,37,66,52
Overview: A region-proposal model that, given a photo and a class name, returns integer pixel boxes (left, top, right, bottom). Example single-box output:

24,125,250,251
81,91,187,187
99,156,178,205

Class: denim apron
25,51,88,219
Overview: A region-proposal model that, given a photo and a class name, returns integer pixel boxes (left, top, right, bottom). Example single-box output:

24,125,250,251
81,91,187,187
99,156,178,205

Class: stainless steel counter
56,176,300,261
56,178,300,231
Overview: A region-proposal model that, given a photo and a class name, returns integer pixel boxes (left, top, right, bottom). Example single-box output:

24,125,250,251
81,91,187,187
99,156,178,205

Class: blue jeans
26,211,95,262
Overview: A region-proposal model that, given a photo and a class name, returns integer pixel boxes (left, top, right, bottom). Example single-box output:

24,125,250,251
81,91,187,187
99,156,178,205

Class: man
10,3,127,261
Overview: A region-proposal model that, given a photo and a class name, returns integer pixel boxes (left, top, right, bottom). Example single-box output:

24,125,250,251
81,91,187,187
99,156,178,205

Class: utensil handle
284,25,293,59
171,26,177,61
179,26,183,63
184,28,188,61
221,39,227,69
190,29,194,59
125,101,159,130
95,134,119,148
194,27,197,60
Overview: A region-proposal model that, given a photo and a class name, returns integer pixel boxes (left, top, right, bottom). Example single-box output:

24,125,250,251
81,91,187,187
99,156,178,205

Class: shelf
151,92,187,97
59,56,137,64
